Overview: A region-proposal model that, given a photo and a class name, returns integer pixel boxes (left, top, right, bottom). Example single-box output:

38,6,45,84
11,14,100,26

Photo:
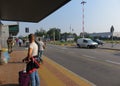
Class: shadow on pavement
114,53,120,56
8,61,23,64
0,84,18,86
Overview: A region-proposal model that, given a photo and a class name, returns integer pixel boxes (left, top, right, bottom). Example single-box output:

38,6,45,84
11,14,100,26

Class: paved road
44,44,120,86
98,43,120,50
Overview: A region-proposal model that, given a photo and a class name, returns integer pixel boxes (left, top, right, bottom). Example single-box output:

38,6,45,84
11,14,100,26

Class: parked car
77,38,98,48
92,39,104,45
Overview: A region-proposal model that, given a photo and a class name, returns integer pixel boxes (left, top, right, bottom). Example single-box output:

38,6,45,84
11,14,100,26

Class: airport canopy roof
0,0,70,22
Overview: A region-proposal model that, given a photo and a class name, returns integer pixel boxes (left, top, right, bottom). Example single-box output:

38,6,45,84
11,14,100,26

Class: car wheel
87,45,90,48
77,44,81,48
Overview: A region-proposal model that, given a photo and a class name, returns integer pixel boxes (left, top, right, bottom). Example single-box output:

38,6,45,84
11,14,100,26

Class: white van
77,38,98,48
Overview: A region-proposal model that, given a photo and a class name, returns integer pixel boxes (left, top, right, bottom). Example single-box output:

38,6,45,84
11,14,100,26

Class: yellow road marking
44,56,95,86
39,64,66,86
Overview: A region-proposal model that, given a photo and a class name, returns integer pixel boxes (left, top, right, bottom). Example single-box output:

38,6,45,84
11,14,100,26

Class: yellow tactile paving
43,56,95,86
39,64,66,86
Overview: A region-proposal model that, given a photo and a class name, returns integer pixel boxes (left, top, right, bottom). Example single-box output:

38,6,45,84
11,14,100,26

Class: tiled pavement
0,49,95,86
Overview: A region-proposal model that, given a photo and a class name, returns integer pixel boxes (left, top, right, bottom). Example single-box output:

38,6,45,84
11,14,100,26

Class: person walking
37,37,45,63
23,34,40,86
18,38,23,47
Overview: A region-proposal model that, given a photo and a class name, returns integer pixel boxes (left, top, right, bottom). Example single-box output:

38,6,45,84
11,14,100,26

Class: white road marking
83,55,96,59
105,60,120,65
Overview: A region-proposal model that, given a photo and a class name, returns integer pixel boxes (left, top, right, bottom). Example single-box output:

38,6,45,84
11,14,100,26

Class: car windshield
96,39,101,41
87,39,94,43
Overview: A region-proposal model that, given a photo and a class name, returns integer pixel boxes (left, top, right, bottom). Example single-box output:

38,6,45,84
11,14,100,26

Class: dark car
93,39,104,45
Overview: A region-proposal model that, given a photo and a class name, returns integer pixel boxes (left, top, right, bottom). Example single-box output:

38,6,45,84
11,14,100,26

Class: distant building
66,37,74,41
66,34,74,41
113,32,120,37
61,34,74,41
89,32,112,38
0,23,19,48
89,32,120,38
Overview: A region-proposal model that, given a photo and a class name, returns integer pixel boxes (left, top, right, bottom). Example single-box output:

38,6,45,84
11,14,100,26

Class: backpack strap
35,40,40,57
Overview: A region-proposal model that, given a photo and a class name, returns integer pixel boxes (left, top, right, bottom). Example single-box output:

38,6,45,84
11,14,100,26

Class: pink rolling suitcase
19,71,30,86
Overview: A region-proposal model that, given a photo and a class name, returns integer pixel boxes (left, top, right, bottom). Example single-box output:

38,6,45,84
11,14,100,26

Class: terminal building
0,22,19,48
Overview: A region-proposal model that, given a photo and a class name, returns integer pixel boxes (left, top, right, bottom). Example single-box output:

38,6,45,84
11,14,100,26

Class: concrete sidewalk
0,50,95,86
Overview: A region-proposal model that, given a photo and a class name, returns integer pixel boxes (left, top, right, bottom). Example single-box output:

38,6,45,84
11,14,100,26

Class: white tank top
29,42,38,56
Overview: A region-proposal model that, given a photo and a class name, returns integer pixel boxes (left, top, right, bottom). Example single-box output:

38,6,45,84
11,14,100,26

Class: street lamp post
81,0,86,38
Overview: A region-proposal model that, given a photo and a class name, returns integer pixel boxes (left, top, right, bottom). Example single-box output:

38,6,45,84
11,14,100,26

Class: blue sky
2,0,120,36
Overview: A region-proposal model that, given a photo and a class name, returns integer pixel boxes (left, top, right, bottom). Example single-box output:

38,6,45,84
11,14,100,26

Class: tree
47,28,61,41
34,28,47,38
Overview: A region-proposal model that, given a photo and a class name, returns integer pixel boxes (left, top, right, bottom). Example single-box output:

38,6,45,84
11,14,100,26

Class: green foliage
34,27,78,42
49,41,76,46
47,28,61,40
74,36,81,42
34,29,47,37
